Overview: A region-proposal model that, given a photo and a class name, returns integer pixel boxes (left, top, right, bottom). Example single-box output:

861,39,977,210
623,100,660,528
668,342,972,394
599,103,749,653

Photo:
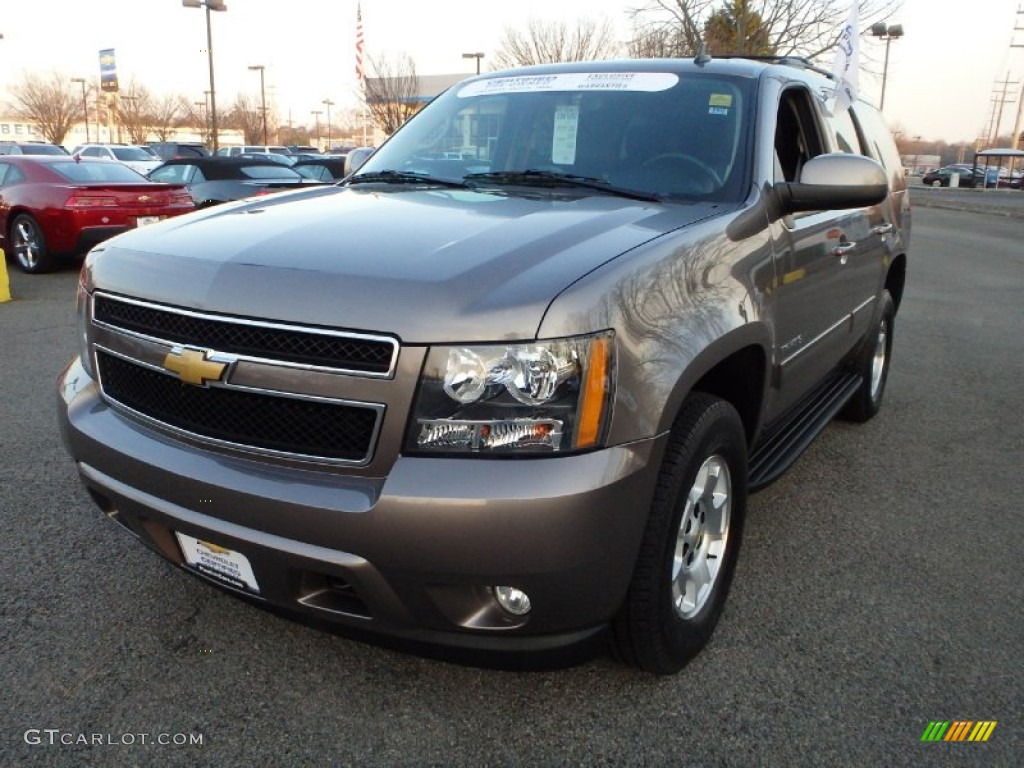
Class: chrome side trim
92,292,400,379
779,294,875,368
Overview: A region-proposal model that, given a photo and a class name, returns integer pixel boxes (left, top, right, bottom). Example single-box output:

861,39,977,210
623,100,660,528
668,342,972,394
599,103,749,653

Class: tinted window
829,107,863,154
852,104,904,184
112,147,154,161
20,144,68,155
50,161,148,182
239,165,302,180
150,164,202,183
82,147,107,158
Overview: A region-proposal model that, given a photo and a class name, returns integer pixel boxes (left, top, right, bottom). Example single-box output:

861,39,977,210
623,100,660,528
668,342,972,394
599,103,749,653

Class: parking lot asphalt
1,206,1021,767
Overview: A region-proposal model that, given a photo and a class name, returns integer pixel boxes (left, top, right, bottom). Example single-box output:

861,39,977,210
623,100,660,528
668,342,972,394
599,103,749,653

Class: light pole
311,110,322,149
183,0,227,151
248,64,267,144
322,99,334,151
462,52,484,75
870,22,903,112
71,77,89,142
195,100,207,142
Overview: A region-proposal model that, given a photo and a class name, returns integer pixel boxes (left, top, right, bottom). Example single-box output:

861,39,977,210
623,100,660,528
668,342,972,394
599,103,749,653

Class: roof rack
714,54,835,80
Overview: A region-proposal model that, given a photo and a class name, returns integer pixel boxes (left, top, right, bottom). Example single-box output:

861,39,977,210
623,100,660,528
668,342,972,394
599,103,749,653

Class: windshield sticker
457,73,679,98
552,104,580,165
709,93,733,116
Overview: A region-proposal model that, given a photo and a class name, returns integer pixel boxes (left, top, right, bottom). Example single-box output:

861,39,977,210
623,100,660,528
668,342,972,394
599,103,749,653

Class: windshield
21,144,68,155
111,147,157,161
355,71,753,201
239,165,302,179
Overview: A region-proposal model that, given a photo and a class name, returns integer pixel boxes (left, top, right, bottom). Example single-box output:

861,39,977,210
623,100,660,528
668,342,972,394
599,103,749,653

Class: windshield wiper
345,170,468,188
464,169,661,202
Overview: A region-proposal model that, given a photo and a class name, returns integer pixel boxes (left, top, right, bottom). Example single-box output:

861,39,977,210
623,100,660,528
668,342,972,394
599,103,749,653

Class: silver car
58,56,909,674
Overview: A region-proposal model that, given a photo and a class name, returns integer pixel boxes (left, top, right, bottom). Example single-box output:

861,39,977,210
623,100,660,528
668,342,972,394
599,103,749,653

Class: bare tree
363,53,421,136
629,0,901,60
225,94,263,144
150,94,187,142
181,100,211,144
8,71,80,145
117,83,154,144
493,18,621,68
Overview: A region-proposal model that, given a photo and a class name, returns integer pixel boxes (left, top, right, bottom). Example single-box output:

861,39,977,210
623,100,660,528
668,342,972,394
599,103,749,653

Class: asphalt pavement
1,206,1021,767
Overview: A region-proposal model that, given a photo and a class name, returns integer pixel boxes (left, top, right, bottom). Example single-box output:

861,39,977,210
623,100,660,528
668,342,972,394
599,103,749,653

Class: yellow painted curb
0,248,11,302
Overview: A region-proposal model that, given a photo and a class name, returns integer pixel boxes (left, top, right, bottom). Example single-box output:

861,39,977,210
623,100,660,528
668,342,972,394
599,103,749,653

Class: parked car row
0,155,195,273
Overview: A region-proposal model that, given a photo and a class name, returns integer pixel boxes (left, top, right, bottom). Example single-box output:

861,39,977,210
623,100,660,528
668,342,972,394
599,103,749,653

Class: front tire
612,393,747,674
841,290,895,422
10,214,54,274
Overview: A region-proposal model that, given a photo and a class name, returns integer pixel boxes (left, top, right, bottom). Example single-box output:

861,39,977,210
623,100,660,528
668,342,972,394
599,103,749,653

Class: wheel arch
885,254,907,313
657,325,771,447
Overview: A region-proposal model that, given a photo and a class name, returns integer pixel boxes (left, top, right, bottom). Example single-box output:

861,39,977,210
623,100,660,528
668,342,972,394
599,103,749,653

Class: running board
748,372,862,491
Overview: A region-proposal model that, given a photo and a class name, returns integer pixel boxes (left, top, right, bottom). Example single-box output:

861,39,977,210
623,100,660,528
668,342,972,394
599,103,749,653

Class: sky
1,0,1022,144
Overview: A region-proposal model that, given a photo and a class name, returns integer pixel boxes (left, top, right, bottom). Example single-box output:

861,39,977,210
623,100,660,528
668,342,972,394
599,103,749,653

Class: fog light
493,585,531,616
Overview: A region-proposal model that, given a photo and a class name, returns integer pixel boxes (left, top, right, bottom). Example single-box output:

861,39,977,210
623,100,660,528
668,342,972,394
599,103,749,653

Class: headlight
407,331,614,455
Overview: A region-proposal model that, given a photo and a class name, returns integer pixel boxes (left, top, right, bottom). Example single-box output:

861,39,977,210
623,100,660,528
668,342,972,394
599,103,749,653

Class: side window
774,87,826,182
829,107,863,154
0,164,26,185
851,105,903,181
82,147,103,158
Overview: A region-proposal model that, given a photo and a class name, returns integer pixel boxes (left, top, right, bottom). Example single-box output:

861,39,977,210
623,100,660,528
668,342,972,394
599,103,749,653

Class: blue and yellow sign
99,48,118,92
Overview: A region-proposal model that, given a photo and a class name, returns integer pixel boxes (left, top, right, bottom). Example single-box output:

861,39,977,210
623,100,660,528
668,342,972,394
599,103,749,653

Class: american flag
355,2,365,84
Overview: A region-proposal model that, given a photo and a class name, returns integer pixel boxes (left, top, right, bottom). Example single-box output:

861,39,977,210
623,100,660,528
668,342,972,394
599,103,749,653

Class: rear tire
611,393,747,674
841,290,895,422
10,214,54,274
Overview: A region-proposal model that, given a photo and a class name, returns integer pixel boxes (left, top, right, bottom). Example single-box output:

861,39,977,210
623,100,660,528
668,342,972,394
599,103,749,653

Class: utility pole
988,74,1019,146
1012,6,1024,149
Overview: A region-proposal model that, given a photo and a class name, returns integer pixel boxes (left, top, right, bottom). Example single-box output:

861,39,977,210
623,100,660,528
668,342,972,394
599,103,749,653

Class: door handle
871,223,894,235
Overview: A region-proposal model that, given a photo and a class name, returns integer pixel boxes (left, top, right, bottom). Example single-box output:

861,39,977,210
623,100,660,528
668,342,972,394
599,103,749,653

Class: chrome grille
97,350,380,463
93,293,397,376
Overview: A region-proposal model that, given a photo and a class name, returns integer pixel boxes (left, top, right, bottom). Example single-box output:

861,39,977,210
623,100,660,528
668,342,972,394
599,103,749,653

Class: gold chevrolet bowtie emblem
163,348,227,386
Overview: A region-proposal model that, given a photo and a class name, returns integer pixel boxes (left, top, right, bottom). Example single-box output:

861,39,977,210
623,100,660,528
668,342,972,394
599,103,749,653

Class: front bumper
58,357,666,654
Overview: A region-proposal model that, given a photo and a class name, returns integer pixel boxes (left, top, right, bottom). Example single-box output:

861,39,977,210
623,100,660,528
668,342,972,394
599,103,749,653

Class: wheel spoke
671,453,732,619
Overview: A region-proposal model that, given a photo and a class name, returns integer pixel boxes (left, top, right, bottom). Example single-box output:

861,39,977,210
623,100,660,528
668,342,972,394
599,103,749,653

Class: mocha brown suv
58,56,909,674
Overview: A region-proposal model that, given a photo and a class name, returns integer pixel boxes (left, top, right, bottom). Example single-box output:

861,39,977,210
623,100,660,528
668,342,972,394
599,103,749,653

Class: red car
0,155,195,273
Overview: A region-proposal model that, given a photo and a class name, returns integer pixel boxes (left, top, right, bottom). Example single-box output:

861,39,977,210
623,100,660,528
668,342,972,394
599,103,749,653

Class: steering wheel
640,153,722,195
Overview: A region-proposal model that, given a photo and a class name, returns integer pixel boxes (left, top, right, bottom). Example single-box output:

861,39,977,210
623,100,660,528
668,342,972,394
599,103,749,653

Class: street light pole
322,99,334,151
183,0,227,151
311,110,322,149
71,77,89,142
248,64,267,144
462,52,484,75
869,22,904,112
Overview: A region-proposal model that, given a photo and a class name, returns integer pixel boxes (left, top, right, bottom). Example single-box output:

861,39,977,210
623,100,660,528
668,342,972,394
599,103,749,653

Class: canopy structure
972,148,1024,189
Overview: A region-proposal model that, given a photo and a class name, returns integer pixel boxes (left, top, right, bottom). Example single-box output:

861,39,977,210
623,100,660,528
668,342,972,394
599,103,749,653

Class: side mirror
773,153,888,215
344,147,375,176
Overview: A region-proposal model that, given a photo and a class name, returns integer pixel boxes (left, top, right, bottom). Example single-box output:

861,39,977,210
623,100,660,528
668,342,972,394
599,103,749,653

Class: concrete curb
909,190,1024,219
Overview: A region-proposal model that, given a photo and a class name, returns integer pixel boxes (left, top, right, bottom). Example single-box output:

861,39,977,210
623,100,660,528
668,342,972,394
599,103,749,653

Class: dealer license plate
136,216,163,227
175,533,260,594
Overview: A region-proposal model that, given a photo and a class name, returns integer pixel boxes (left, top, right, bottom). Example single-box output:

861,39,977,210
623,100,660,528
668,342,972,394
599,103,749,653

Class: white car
70,144,162,175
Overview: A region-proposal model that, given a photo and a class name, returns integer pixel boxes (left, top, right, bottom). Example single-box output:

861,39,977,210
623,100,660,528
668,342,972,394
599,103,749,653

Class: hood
89,185,729,343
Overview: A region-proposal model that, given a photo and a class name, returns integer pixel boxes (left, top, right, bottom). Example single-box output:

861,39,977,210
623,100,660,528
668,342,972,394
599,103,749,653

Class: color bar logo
921,721,997,742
